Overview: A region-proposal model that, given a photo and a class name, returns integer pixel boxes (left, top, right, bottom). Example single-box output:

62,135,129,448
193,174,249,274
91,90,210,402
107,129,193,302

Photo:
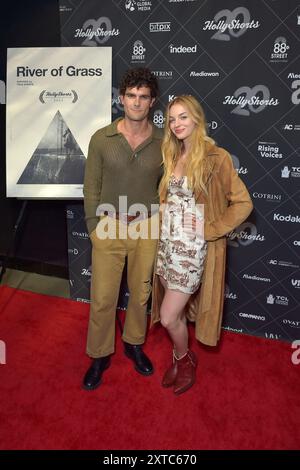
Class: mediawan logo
257,142,282,159
149,22,171,32
203,7,259,40
131,40,146,63
169,44,197,54
190,71,220,78
242,274,271,282
125,0,152,12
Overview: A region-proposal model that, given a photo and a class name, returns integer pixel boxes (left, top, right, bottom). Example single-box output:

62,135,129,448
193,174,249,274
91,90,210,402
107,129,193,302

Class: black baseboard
0,256,68,279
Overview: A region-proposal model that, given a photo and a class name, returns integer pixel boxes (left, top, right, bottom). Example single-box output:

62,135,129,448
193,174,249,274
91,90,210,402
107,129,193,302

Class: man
82,67,162,390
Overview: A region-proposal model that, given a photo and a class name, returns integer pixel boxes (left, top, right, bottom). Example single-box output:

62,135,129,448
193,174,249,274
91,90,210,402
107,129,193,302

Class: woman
151,96,253,395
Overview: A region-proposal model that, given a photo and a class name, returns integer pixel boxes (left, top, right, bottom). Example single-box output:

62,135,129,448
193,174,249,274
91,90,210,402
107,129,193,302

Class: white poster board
6,47,112,198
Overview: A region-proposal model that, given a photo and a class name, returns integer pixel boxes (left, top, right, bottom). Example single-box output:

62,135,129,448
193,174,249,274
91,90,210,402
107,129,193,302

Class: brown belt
104,212,152,224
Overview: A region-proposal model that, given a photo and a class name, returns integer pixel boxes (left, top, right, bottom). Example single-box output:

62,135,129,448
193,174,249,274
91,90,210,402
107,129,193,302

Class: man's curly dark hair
119,67,159,99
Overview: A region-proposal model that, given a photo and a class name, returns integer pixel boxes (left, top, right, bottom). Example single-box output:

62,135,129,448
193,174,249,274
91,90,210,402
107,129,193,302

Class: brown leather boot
162,350,178,388
173,350,197,395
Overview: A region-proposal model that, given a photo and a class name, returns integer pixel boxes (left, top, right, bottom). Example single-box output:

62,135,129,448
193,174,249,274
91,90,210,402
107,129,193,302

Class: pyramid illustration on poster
18,110,86,184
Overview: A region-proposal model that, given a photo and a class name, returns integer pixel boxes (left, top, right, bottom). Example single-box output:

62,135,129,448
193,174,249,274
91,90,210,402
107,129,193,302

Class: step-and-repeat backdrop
61,0,300,343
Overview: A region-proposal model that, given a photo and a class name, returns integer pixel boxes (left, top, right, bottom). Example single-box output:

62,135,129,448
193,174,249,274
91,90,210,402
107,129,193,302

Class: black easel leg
0,200,28,284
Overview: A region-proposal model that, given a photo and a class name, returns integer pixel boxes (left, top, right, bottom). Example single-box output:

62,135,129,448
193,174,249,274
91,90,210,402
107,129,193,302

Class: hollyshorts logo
131,40,146,63
287,73,300,105
75,16,120,45
257,141,282,159
291,340,300,365
153,109,165,128
223,85,279,116
252,191,282,203
151,70,173,80
169,44,197,54
230,154,248,175
239,312,266,321
112,87,123,115
149,22,171,32
281,166,300,178
189,70,220,78
273,212,300,224
125,0,152,12
81,266,92,277
227,222,265,247
203,7,259,41
225,284,238,300
270,36,290,63
39,90,78,104
266,294,289,306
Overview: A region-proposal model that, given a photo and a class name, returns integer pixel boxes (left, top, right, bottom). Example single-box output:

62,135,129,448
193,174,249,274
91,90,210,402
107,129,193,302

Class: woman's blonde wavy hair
159,95,215,201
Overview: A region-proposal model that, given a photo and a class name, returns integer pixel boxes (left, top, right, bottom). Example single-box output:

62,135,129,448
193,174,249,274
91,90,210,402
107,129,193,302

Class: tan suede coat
150,143,253,346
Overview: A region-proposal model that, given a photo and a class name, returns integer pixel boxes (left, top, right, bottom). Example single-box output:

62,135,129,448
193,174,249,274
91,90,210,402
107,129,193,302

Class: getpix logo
203,7,259,41
131,40,146,63
149,22,170,32
223,85,279,116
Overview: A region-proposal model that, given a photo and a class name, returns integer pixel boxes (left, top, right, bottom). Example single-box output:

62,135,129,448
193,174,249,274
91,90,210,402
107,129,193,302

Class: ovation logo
273,213,300,223
223,85,279,116
203,7,259,41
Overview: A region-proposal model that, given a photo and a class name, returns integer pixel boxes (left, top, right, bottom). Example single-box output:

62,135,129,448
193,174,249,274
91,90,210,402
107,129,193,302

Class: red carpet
0,284,300,450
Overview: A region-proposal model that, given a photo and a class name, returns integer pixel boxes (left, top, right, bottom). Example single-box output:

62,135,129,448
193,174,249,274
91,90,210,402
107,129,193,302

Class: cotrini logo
223,85,279,116
151,70,173,80
230,155,248,175
169,44,197,54
149,22,170,32
270,36,289,62
203,7,259,41
252,192,282,202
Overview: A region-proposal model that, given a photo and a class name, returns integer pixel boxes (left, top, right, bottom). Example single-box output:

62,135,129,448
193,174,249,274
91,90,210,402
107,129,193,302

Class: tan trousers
86,215,159,358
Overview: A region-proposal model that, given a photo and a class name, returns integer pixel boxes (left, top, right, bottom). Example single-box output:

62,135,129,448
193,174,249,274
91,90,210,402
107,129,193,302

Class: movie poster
6,47,111,198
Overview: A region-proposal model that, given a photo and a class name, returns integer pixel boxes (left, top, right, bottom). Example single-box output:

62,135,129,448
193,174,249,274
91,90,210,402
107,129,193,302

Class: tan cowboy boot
162,349,178,387
173,350,197,395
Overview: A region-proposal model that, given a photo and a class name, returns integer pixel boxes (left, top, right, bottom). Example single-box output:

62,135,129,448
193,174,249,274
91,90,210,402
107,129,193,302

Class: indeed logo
169,44,197,53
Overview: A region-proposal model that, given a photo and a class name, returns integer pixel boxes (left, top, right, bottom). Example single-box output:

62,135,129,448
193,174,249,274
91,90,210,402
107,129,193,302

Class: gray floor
1,268,70,298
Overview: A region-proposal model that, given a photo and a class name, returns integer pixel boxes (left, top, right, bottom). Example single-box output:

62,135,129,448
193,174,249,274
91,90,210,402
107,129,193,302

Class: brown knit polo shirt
83,118,163,234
